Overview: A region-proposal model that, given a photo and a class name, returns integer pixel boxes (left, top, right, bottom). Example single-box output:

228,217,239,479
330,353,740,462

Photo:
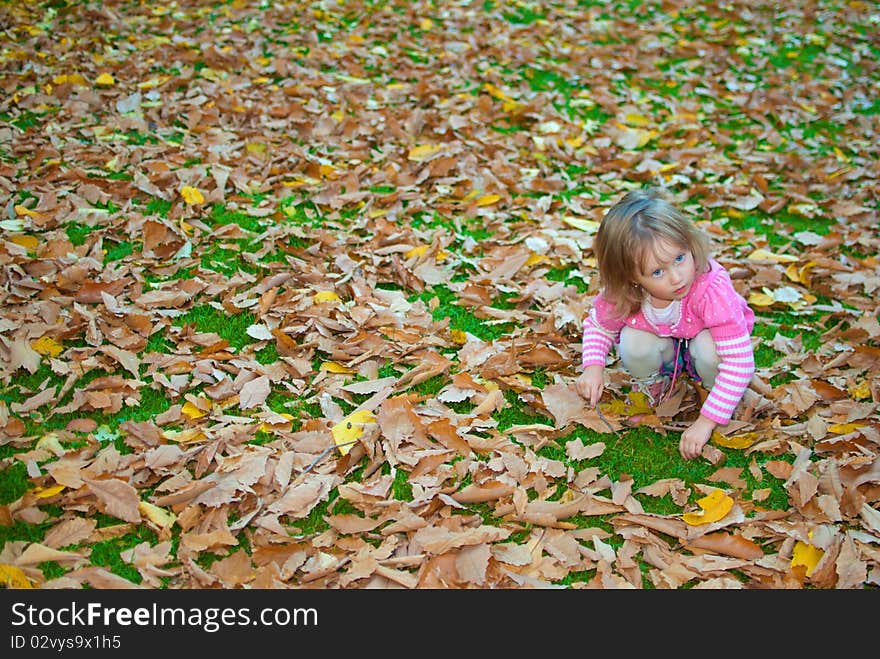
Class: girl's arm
581,295,623,369
700,331,755,425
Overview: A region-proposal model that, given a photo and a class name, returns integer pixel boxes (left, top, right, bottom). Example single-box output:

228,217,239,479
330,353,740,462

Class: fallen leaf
791,540,824,577
682,488,734,526
331,410,376,456
180,186,204,205
0,564,35,588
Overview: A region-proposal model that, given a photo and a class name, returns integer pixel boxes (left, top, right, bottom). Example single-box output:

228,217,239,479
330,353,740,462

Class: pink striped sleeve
699,332,755,425
582,311,615,368
581,295,623,369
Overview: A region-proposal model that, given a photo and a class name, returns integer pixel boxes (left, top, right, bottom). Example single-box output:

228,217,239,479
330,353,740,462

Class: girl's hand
576,365,605,407
680,415,716,460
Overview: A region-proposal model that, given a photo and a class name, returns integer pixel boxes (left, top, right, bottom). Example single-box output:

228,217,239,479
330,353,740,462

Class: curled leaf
0,564,35,589
476,194,501,207
313,291,341,304
31,336,63,357
181,401,209,419
34,485,66,499
791,540,823,577
407,144,443,161
331,409,376,456
139,501,177,530
682,488,734,526
711,431,759,449
320,361,355,374
180,186,204,205
405,245,429,259
747,248,799,263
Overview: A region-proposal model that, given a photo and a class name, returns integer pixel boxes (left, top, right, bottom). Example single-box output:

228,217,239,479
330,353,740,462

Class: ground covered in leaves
1,0,878,589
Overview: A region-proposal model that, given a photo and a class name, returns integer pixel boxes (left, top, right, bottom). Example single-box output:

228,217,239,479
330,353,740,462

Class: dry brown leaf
685,532,764,559
83,477,141,524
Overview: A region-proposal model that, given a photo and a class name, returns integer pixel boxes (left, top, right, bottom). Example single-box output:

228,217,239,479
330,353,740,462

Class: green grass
0,462,32,505
173,306,258,353
412,284,515,341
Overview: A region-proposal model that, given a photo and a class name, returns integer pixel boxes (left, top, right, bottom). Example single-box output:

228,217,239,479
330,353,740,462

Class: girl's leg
618,328,674,404
689,330,769,416
688,330,720,388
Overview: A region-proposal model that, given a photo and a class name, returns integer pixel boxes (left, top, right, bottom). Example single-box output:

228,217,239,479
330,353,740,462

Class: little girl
576,187,755,460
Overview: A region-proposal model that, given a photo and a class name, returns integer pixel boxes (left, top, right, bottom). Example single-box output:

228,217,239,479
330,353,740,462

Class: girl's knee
619,327,665,360
690,331,720,383
618,328,670,376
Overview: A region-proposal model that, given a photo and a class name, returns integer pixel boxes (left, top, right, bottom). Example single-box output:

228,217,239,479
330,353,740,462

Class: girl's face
633,239,696,307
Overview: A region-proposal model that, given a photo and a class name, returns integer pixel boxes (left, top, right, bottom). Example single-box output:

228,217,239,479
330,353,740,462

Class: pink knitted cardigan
582,259,755,425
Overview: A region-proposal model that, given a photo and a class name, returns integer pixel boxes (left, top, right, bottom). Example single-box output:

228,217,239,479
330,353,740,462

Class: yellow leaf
246,142,267,154
450,329,467,344
623,112,651,127
36,433,66,455
791,540,823,577
562,216,600,233
259,413,295,432
420,18,433,30
407,144,443,161
0,564,35,589
483,82,513,103
476,194,501,207
525,253,547,266
604,391,653,417
331,410,376,456
502,99,522,113
405,245,429,259
95,73,115,86
52,73,88,86
747,248,798,263
180,186,204,205
9,234,39,250
748,291,776,307
31,336,63,357
34,484,66,499
827,422,865,434
320,361,355,374
139,501,177,529
797,102,817,114
181,401,209,419
711,431,759,449
331,109,344,122
682,488,734,526
313,291,341,304
14,204,44,219
848,381,871,400
282,171,316,185
162,428,207,443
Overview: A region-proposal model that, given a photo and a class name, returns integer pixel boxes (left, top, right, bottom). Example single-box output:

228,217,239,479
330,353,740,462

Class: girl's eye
674,253,685,263
651,269,663,278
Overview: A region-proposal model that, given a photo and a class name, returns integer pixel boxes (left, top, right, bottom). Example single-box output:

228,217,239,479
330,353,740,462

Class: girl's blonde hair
594,187,711,318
